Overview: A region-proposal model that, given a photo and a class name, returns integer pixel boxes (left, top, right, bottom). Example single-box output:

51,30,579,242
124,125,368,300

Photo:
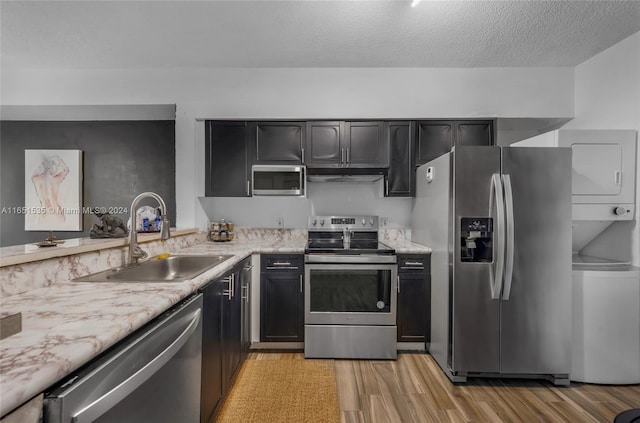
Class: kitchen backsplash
199,179,413,229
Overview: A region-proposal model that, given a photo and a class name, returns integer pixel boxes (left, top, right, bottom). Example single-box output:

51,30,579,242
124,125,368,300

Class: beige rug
215,359,340,423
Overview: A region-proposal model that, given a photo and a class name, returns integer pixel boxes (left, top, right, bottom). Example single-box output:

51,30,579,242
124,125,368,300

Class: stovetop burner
305,239,395,255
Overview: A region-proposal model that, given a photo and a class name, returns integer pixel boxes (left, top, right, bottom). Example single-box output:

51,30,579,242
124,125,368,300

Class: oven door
304,262,397,326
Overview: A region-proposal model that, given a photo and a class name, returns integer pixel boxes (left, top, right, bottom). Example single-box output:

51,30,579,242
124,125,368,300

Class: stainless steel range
304,215,398,359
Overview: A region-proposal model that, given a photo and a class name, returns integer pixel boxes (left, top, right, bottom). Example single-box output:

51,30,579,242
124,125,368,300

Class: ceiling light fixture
411,0,421,7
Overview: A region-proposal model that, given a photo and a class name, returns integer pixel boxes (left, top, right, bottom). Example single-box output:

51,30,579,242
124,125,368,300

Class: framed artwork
24,149,83,231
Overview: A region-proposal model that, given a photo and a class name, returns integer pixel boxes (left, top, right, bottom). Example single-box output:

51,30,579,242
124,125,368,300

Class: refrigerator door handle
501,174,515,300
489,173,505,300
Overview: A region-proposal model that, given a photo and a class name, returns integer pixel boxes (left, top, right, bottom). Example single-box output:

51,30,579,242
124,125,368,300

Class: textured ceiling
1,1,639,69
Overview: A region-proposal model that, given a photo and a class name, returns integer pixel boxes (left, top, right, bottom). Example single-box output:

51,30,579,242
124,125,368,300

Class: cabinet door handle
272,261,291,266
346,147,350,164
246,180,250,196
397,275,400,293
301,147,305,164
341,148,345,164
385,179,389,196
243,265,254,272
223,275,233,300
242,284,249,302
300,274,303,293
615,170,622,185
404,261,423,266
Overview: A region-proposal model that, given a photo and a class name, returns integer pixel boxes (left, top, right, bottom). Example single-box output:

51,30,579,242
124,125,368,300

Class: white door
571,143,622,196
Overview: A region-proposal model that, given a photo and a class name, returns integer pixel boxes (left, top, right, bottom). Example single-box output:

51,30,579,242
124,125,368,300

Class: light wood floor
247,352,640,423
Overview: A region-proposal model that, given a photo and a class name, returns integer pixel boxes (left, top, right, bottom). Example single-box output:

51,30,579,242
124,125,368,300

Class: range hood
306,167,387,183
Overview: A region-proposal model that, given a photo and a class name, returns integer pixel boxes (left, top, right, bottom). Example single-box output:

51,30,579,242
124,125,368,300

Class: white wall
199,180,413,229
562,32,640,266
1,67,574,231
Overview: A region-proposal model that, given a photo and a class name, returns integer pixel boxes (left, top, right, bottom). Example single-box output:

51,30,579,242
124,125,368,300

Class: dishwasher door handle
71,308,202,423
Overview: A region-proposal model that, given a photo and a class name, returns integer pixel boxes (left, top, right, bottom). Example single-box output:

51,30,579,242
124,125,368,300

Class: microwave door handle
72,309,202,423
489,174,505,300
501,174,515,300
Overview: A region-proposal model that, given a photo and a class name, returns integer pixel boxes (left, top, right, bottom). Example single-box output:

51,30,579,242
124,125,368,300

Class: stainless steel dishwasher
44,294,203,423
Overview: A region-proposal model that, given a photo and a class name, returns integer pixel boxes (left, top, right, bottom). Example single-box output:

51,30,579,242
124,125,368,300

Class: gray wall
0,121,176,246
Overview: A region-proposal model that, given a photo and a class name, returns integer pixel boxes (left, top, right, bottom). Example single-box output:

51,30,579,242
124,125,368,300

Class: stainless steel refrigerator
412,146,572,385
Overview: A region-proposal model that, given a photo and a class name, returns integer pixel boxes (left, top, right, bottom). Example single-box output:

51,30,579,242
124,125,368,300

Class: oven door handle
266,266,299,270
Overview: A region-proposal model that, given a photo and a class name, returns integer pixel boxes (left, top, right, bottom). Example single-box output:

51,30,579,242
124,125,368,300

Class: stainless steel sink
73,255,234,282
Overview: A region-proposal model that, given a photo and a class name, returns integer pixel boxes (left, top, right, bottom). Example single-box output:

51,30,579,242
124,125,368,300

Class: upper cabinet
305,121,343,166
385,121,415,197
205,121,250,197
204,119,493,197
416,120,494,166
251,122,305,164
305,121,388,168
344,121,388,167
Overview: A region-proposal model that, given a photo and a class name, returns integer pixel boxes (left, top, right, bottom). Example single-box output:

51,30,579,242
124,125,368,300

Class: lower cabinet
240,260,253,363
397,254,431,343
200,278,224,423
200,257,251,423
221,268,242,395
260,254,304,342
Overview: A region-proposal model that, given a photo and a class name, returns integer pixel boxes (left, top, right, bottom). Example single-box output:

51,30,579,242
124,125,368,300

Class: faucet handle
132,245,148,260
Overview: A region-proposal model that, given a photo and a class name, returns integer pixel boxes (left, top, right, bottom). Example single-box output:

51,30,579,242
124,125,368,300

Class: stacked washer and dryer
515,129,639,384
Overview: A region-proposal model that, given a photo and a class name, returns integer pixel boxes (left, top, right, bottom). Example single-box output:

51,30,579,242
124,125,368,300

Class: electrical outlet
277,217,284,228
381,217,388,227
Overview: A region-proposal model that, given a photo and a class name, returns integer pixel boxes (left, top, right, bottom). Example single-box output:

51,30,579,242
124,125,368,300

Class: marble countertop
0,236,430,417
0,228,199,267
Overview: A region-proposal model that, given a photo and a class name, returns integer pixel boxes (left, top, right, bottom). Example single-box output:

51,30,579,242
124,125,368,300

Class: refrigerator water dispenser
460,217,493,262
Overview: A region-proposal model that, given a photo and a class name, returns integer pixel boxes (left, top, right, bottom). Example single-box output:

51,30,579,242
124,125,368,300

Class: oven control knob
362,218,366,226
312,219,317,226
370,218,374,226
320,219,325,226
613,206,627,216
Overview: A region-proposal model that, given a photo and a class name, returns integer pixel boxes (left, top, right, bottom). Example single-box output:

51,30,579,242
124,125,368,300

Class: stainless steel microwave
252,165,306,196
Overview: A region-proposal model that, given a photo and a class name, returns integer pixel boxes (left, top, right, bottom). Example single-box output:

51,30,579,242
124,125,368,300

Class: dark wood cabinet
200,278,224,423
397,254,431,343
385,121,415,197
455,120,494,148
239,260,252,363
305,121,343,166
204,119,493,198
344,121,388,167
221,268,242,394
416,120,494,166
251,121,305,164
305,121,387,168
200,257,251,423
205,121,250,197
260,254,304,342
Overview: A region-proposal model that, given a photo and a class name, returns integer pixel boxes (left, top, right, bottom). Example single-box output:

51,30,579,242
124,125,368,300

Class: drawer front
397,254,429,273
262,254,304,272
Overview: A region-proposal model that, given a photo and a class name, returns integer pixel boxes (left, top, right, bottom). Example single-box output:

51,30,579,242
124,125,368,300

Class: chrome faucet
127,192,171,265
